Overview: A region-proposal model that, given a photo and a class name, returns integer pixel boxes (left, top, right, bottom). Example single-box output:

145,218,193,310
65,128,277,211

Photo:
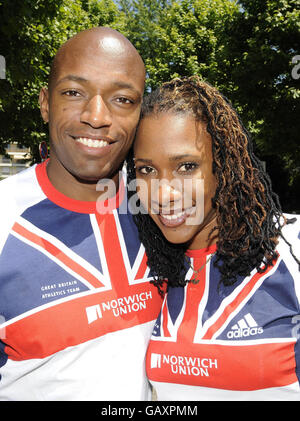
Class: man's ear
39,87,49,123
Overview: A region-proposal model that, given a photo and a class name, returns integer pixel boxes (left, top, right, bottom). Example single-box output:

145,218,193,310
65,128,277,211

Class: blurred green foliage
0,0,299,211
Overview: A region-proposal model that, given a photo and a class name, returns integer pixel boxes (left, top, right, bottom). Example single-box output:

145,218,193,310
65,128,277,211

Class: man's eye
63,90,81,97
177,162,199,173
116,97,133,104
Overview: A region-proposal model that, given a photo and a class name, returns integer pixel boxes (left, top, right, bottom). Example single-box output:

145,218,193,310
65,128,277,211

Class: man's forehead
61,28,141,62
98,36,130,55
59,40,133,65
54,52,143,82
49,28,145,90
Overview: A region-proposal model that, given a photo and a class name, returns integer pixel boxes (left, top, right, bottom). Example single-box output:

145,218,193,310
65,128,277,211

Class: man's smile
75,137,110,148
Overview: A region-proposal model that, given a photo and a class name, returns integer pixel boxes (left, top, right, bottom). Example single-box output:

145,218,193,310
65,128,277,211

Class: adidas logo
227,313,263,339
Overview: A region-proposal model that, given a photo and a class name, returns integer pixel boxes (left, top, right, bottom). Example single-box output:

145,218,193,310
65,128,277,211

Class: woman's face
134,113,217,249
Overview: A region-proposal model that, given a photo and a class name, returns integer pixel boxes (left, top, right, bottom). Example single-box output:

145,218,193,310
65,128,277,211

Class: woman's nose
154,179,183,209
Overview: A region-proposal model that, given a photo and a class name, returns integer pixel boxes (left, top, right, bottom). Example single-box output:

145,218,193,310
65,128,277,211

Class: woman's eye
136,166,155,175
177,162,199,173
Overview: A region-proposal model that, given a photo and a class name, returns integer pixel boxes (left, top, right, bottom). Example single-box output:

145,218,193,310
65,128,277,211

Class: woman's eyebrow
135,154,200,163
134,158,153,164
168,154,200,161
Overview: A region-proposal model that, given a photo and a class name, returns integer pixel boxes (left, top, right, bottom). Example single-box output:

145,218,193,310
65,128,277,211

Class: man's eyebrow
54,76,141,97
55,75,88,86
112,81,142,98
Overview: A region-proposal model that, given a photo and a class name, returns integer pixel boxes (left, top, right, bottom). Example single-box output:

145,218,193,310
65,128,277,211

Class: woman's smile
157,206,196,227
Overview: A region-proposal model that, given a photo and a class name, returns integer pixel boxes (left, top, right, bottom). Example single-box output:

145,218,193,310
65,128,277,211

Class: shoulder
0,165,44,251
0,164,37,191
0,165,40,210
280,213,300,244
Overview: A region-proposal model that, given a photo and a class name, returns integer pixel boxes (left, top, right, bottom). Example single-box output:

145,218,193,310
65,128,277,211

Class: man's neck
46,159,120,202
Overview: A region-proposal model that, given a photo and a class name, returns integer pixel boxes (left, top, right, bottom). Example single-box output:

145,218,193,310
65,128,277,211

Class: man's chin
71,167,121,185
73,173,101,185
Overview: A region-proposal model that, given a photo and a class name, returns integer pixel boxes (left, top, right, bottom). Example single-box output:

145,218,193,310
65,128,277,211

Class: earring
39,141,48,161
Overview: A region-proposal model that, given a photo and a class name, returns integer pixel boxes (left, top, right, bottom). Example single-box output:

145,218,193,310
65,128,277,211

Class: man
0,27,163,400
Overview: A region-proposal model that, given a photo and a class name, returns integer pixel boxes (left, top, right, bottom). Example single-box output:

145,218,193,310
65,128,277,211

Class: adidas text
227,326,263,339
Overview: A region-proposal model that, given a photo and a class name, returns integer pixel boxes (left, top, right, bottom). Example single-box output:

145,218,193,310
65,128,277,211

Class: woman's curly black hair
126,75,299,293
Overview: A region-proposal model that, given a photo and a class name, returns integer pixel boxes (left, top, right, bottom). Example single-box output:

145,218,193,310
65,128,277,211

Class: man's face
40,34,145,183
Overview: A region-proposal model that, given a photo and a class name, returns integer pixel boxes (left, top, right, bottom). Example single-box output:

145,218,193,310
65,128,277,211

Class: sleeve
277,213,300,302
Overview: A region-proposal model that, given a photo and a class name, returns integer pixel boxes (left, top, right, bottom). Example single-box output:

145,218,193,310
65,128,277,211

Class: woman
127,75,300,400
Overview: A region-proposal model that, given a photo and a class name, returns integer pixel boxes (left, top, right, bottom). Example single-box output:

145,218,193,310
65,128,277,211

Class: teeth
160,207,196,220
161,211,185,220
76,137,109,148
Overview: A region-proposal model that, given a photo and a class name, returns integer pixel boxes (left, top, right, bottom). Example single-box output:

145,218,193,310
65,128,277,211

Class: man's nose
80,95,112,128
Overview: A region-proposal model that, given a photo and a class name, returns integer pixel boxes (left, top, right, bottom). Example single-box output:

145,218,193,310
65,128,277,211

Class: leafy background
0,0,299,211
